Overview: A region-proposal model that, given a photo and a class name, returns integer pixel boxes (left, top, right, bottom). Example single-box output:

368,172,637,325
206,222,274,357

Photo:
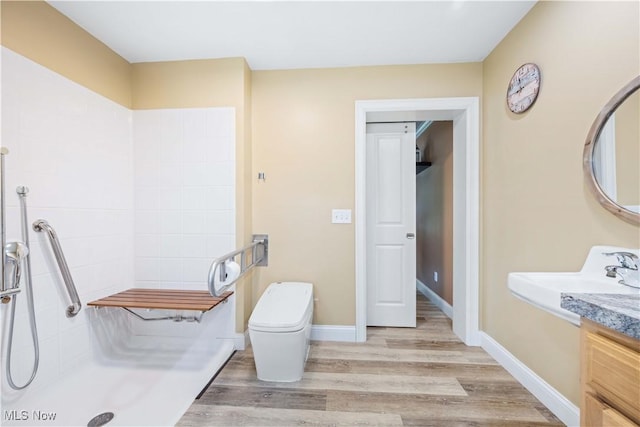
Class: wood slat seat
88,288,233,312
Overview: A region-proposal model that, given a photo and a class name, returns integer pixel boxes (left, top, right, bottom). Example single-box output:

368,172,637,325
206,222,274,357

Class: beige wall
251,64,481,325
131,58,246,110
416,122,453,304
0,0,132,107
132,58,254,332
482,1,639,405
242,60,255,328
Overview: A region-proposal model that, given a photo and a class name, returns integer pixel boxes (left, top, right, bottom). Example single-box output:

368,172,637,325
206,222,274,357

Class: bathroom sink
508,246,640,325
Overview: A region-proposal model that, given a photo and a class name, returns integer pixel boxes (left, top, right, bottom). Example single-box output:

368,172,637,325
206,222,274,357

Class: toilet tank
249,282,313,333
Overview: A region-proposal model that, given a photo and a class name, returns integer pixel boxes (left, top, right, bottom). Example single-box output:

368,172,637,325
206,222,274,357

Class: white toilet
248,282,313,382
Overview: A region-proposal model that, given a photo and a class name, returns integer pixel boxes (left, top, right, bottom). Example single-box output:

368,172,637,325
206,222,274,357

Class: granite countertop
560,293,640,339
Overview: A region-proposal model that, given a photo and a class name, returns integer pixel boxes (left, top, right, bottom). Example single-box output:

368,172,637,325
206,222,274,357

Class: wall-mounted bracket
253,234,268,266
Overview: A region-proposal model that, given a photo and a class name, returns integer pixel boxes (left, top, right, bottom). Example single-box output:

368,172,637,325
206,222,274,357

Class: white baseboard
234,330,250,350
311,325,356,342
480,332,579,427
416,279,453,319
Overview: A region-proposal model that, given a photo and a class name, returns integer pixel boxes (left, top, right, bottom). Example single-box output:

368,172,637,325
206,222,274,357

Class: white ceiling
48,1,536,71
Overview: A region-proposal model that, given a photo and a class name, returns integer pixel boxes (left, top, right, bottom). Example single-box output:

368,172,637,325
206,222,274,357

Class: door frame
355,97,480,346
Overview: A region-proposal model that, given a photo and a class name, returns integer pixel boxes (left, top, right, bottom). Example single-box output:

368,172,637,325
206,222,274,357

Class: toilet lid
249,282,313,332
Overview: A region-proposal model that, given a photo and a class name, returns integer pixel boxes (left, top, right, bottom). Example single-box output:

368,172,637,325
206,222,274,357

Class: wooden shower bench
88,288,233,322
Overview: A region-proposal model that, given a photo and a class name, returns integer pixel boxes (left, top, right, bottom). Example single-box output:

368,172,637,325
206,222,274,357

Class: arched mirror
584,76,640,225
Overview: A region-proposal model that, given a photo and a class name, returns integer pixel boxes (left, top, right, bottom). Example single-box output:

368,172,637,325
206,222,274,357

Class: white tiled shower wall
133,108,236,290
1,47,237,402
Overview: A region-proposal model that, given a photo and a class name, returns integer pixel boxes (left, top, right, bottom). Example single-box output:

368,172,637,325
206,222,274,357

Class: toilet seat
249,282,313,333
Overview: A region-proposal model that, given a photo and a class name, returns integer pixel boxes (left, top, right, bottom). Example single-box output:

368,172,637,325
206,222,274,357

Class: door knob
406,233,415,239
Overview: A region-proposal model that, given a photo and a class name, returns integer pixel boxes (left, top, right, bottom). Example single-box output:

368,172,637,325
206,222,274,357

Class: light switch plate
332,209,352,224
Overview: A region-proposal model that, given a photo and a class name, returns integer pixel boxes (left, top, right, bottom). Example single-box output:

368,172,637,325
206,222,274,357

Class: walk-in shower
2,47,244,425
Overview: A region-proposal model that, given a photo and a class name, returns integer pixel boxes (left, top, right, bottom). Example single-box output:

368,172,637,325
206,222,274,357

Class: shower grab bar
208,234,268,297
33,219,81,317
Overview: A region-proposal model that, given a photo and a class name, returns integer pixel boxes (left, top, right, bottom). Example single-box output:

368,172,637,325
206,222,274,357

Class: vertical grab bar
0,148,20,302
33,219,81,317
1,147,8,301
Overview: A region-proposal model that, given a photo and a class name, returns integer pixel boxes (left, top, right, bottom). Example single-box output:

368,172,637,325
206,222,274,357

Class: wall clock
506,63,541,114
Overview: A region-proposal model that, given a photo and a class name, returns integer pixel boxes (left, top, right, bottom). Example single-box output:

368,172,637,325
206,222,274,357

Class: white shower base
3,343,234,426
2,296,238,427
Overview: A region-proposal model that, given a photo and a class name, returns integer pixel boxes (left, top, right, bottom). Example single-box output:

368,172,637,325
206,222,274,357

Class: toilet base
249,322,311,382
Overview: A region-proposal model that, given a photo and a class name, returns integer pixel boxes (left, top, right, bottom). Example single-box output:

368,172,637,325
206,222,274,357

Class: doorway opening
355,97,480,346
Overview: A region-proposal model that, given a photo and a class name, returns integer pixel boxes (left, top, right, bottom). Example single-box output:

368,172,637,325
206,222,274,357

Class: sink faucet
604,252,639,289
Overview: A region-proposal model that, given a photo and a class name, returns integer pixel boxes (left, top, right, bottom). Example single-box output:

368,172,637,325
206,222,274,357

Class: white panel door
366,122,416,327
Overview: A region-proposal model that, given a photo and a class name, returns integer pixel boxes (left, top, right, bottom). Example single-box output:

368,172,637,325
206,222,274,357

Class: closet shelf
416,162,432,175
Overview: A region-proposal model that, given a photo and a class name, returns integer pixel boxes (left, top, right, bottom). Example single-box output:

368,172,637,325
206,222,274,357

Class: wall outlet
434,271,438,283
332,209,352,224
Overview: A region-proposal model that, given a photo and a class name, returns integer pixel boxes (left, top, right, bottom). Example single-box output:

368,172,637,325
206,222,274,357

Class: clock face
507,63,541,114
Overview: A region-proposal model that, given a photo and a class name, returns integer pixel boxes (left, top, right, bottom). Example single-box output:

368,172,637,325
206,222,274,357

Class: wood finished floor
177,293,563,426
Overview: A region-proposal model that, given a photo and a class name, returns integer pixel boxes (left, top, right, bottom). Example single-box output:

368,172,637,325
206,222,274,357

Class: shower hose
5,187,39,390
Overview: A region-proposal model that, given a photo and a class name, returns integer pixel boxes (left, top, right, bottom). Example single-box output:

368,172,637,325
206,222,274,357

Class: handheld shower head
5,241,29,288
5,241,29,260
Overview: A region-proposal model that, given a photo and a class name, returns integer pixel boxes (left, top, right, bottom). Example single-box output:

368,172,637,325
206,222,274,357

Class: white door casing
365,122,417,327
355,97,480,346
